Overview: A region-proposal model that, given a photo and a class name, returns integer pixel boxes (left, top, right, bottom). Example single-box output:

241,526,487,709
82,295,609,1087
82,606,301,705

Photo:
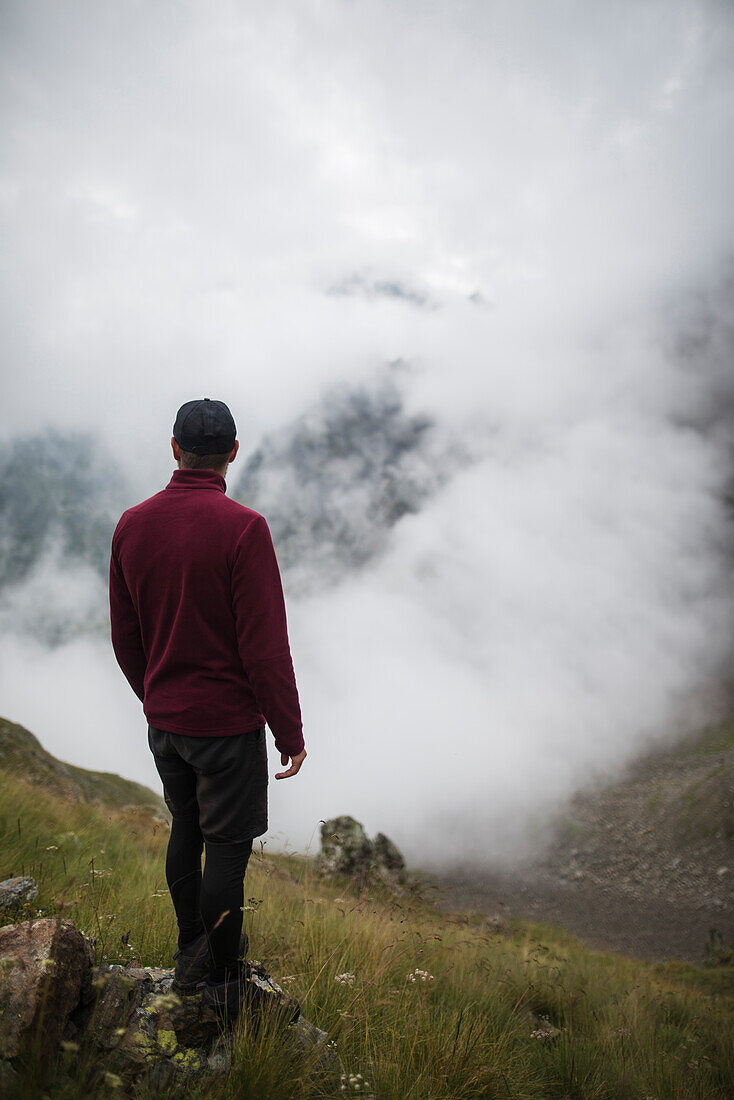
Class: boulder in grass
0,918,94,1063
0,877,38,915
317,816,374,876
317,816,406,886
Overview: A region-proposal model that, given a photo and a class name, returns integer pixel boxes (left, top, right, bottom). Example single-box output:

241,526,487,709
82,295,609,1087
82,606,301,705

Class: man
109,397,306,1018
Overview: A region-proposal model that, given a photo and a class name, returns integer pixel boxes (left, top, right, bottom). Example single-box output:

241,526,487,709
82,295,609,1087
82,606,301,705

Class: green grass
556,819,590,843
657,719,734,761
2,769,733,1099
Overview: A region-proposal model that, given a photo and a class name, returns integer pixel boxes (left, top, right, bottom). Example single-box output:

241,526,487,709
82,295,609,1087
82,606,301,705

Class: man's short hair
178,449,232,471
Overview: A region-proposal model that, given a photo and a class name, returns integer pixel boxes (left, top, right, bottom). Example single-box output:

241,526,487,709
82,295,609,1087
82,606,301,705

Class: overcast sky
2,0,734,864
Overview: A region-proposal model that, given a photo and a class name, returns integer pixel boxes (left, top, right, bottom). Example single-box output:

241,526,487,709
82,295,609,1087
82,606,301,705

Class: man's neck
178,462,228,479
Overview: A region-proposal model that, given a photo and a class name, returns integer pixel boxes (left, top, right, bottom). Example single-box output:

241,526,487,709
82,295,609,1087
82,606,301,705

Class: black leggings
166,815,252,982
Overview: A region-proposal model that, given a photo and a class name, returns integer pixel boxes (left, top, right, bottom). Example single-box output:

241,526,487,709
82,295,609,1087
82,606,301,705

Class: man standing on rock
109,398,306,1018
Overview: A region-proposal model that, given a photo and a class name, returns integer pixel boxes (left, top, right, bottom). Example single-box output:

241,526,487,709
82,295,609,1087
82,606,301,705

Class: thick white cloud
1,0,733,863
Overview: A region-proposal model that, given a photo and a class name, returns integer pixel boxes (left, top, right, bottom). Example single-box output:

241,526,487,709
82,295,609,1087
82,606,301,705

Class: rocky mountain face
0,430,127,644
231,369,468,592
0,430,125,590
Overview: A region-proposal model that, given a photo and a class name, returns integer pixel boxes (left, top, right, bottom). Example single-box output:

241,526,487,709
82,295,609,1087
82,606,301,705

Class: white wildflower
530,1028,553,1042
406,968,434,983
334,972,356,986
340,1072,370,1093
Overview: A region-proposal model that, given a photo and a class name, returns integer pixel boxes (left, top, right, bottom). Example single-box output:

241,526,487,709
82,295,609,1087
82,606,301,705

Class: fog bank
1,0,733,865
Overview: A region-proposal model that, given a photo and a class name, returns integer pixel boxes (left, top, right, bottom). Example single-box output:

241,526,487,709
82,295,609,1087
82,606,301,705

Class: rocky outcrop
63,960,311,1090
0,918,94,1062
317,816,406,887
0,910,341,1093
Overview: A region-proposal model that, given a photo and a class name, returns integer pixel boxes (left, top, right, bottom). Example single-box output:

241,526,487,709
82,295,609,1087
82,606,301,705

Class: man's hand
275,747,307,780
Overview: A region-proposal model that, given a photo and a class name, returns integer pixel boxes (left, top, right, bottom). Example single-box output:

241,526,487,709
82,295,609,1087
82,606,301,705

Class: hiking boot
172,929,249,993
202,959,301,1028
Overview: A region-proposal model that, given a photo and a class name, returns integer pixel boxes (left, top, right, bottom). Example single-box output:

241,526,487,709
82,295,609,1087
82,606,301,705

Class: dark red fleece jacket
109,468,304,756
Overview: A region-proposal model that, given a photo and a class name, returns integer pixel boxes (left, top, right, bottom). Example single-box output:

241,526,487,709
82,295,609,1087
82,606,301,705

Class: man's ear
228,440,240,464
171,437,181,462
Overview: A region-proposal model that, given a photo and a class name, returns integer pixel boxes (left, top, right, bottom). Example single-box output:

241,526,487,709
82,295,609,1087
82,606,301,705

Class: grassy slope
0,717,167,815
552,718,734,848
1,761,733,1097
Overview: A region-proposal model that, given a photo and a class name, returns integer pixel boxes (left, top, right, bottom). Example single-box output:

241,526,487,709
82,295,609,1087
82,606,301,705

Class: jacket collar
165,469,227,493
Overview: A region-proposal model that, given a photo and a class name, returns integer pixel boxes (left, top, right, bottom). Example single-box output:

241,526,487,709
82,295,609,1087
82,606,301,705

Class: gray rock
318,816,374,876
317,816,406,887
0,876,38,914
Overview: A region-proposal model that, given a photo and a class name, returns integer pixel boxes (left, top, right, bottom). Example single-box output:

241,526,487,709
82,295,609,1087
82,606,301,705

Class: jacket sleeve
230,515,305,757
109,536,147,702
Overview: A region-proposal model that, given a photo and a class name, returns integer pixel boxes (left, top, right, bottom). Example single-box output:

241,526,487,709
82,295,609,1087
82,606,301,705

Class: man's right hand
275,747,307,780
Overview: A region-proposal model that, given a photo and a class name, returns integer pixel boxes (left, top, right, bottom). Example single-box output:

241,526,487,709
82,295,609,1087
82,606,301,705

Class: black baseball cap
173,398,237,455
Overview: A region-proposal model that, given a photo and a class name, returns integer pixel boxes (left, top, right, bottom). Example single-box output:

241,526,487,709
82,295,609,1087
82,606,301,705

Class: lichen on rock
156,1028,178,1055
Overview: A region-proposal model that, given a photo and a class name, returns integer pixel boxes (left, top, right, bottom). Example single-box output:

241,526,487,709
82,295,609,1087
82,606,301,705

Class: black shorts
147,725,268,843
